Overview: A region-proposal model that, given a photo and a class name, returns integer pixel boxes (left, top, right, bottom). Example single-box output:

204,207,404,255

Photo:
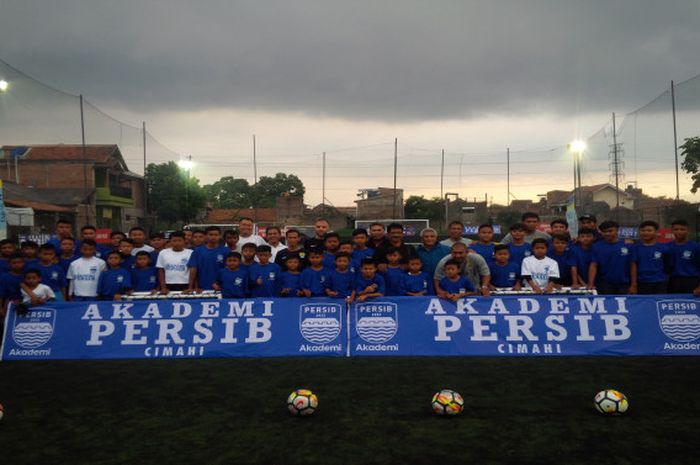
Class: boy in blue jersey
381,247,405,296
507,223,532,269
325,252,356,301
549,219,571,242
569,228,595,288
588,221,635,295
46,218,75,254
249,245,281,298
58,237,79,273
214,252,249,298
351,228,374,263
470,224,496,264
400,256,434,296
1,254,25,313
439,259,476,301
131,251,158,293
301,250,329,297
632,220,671,294
668,219,700,294
278,254,303,297
98,251,132,300
240,243,258,272
20,241,40,270
149,232,166,264
488,244,521,290
0,239,17,274
109,231,126,252
355,259,385,302
547,234,572,286
80,225,111,259
337,240,358,272
187,226,227,291
322,232,341,269
118,238,136,269
223,229,239,253
37,244,67,301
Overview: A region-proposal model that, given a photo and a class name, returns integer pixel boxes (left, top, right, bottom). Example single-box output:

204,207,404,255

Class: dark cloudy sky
1,0,699,204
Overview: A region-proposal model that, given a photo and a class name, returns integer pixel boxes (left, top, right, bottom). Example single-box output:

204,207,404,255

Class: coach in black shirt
373,222,417,272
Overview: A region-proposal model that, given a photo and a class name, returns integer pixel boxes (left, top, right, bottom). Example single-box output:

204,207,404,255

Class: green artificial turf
0,357,698,465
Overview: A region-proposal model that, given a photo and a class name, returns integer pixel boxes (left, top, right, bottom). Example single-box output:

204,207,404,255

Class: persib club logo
657,300,700,342
356,301,398,344
12,307,56,349
299,303,342,344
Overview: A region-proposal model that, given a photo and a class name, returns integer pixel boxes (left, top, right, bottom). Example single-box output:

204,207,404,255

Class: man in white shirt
236,217,267,251
440,221,473,248
156,231,193,292
67,239,107,300
264,226,287,262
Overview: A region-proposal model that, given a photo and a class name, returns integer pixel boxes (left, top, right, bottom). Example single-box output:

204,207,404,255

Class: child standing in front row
507,223,532,269
326,252,356,301
439,259,476,301
249,245,281,298
355,259,385,302
301,250,329,297
278,254,303,297
521,238,560,294
381,247,404,296
131,251,158,293
214,252,249,298
67,240,106,301
400,256,434,296
488,244,521,290
98,251,132,300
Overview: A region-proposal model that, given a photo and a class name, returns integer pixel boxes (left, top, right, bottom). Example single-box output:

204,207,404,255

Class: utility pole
506,147,510,206
440,149,445,201
79,94,90,225
322,151,326,214
253,134,258,184
612,112,620,209
671,80,680,201
142,121,148,230
392,137,398,219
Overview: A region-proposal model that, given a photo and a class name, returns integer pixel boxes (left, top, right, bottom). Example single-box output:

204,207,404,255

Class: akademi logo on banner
298,302,343,353
354,301,399,352
656,300,700,349
11,307,56,356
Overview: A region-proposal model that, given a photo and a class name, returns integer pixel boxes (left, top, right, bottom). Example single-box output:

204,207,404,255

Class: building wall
355,189,404,220
0,160,96,189
593,188,634,209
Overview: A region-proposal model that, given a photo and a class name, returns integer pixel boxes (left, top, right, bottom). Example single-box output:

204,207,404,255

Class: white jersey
67,256,107,297
21,283,56,304
132,244,155,255
521,256,559,289
235,234,267,252
156,248,193,284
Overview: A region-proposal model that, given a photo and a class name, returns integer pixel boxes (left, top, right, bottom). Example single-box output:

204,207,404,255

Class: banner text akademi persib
3,296,700,360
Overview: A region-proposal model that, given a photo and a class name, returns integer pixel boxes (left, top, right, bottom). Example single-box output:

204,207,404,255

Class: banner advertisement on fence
2,295,700,360
1,298,346,360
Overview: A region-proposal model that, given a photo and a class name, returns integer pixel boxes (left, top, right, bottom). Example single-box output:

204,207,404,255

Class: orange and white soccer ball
287,389,318,416
594,389,628,415
432,389,464,416
0,403,4,421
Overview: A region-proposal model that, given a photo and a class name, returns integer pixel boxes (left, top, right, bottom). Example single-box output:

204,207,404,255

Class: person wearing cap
578,214,603,241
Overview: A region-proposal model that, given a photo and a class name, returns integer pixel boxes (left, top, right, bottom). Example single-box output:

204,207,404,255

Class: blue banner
349,296,700,356
1,298,346,360
3,296,700,360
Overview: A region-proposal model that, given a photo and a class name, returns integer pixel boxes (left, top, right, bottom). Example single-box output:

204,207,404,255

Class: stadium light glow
568,139,586,154
177,158,194,170
0,79,8,92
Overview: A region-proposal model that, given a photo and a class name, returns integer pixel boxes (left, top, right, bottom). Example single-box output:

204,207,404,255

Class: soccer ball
432,389,464,416
0,403,4,421
287,389,318,416
594,389,628,415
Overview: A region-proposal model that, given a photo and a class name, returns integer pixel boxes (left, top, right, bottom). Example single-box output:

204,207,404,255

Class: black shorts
166,284,189,292
596,282,630,295
637,281,668,295
668,276,699,294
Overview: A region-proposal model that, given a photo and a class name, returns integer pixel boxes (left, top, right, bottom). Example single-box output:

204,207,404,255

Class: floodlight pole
79,94,91,225
143,121,148,231
322,151,326,214
392,137,398,219
506,147,510,206
253,134,258,185
671,80,680,201
612,112,620,210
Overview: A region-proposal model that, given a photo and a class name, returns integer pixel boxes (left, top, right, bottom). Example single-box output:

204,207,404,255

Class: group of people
1,212,699,315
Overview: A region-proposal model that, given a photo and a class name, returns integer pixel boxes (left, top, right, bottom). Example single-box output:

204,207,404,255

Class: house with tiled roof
0,144,144,232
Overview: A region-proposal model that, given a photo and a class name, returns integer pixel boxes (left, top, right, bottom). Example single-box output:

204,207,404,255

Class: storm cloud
2,0,700,121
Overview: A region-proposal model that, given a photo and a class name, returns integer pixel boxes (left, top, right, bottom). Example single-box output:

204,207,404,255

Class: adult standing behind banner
368,222,388,250
434,242,491,297
373,223,417,272
276,228,308,271
303,218,330,251
235,217,267,251
416,227,451,278
500,212,552,244
440,221,473,248
264,226,287,262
